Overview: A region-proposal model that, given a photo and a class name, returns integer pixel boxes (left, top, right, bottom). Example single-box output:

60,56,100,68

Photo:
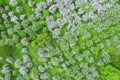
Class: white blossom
82,14,88,21
16,76,24,80
47,0,53,5
28,0,34,7
88,12,95,20
21,48,28,53
19,66,28,75
75,0,87,8
98,0,104,3
97,59,105,66
39,48,44,54
61,63,67,70
40,72,50,79
38,66,45,72
1,67,11,74
109,0,118,4
80,62,88,69
103,3,113,11
6,57,13,63
82,31,91,39
5,6,10,11
23,54,31,63
53,28,61,36
112,35,119,41
35,2,47,13
8,11,14,17
86,74,94,80
69,3,75,10
75,72,84,80
82,69,88,76
63,0,71,6
26,62,33,68
91,0,97,3
9,0,18,6
4,73,11,80
2,14,8,19
11,16,18,23
86,57,94,63
35,13,43,19
12,34,19,42
49,5,57,13
38,48,48,60
39,58,48,62
7,28,14,35
89,66,99,78
102,54,111,64
52,75,60,80
92,3,103,13
20,38,29,46
98,43,105,49
15,59,22,68
20,14,25,20
51,57,59,66
56,0,64,9
38,51,46,58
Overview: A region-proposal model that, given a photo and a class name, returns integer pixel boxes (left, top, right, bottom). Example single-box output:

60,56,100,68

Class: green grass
10,45,24,62
34,0,46,3
27,46,41,66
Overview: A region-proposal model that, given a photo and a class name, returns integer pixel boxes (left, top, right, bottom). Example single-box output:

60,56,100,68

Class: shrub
29,67,39,80
0,45,13,58
110,53,120,70
31,40,38,47
100,65,120,80
36,33,51,47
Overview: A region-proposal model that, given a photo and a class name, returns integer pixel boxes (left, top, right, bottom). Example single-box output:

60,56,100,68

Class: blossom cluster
14,54,33,75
